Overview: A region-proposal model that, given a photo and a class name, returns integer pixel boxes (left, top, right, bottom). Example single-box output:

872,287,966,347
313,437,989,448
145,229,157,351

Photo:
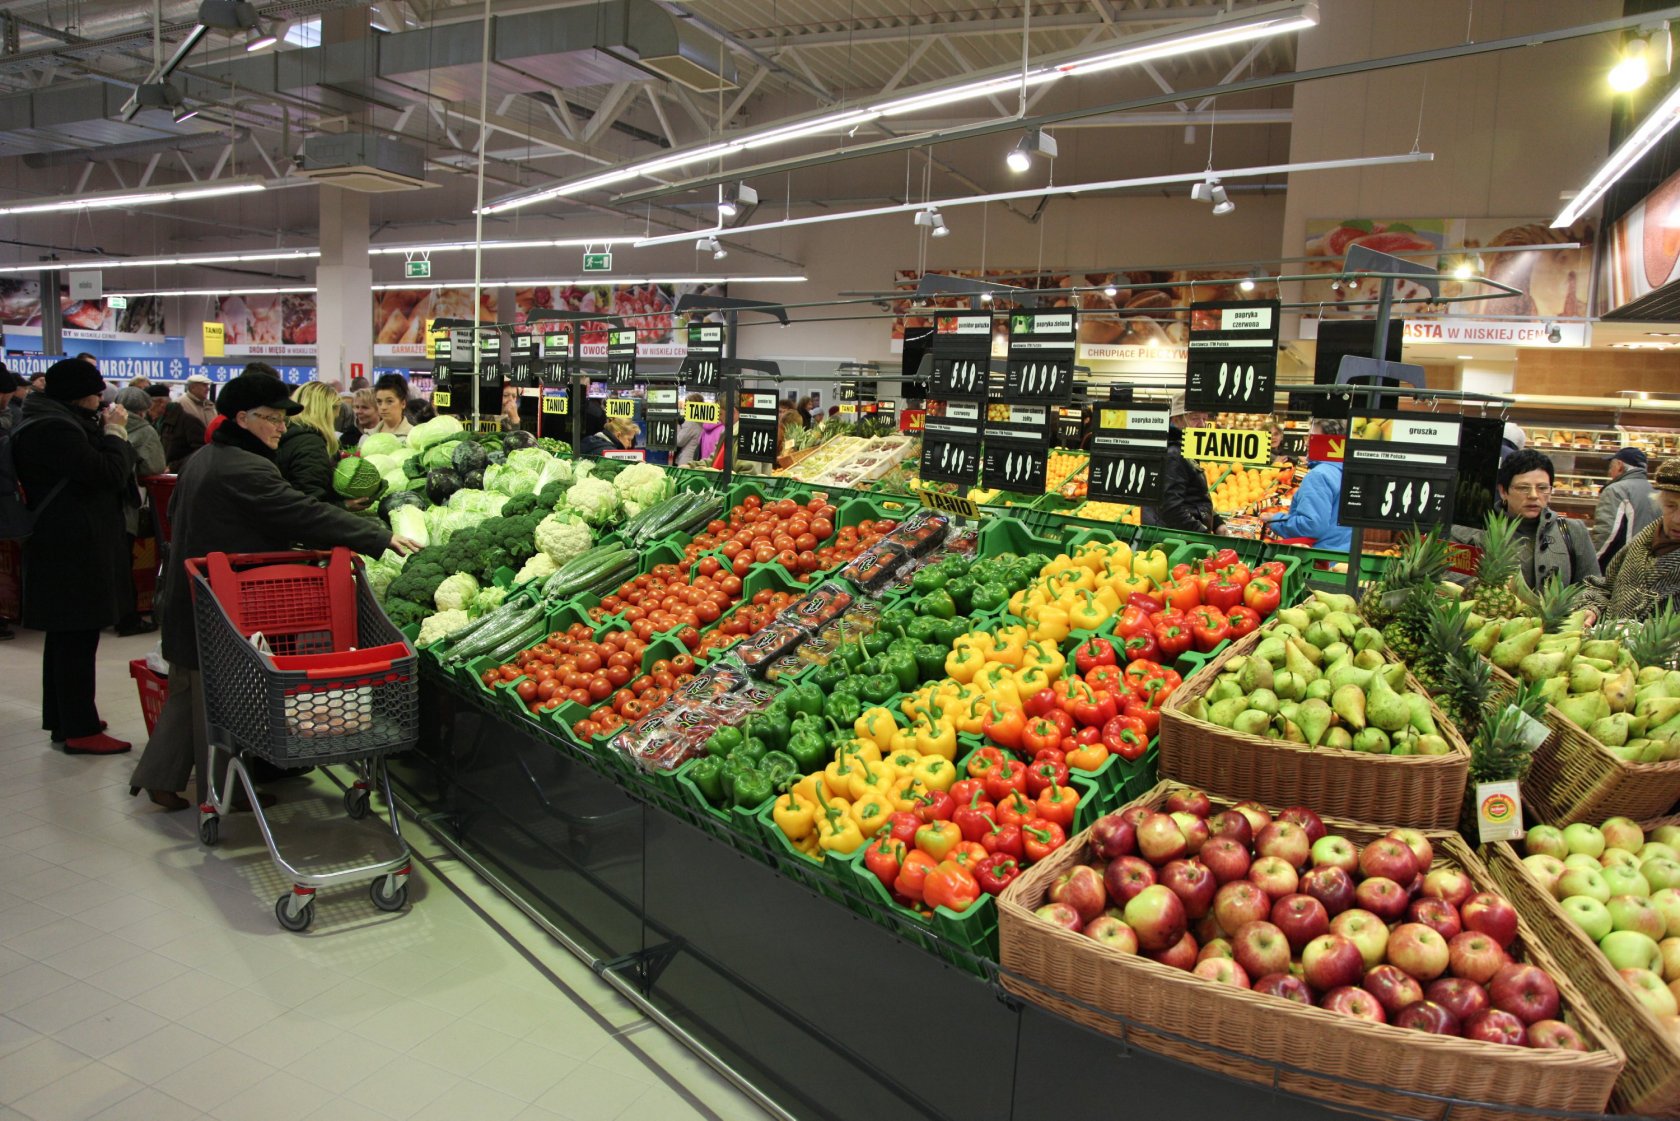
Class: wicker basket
996,782,1624,1120
1159,631,1470,830
1487,663,1680,826
1483,816,1680,1116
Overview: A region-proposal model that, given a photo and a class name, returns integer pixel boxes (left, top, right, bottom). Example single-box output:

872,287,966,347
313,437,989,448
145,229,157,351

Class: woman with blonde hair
278,381,362,506
342,386,378,448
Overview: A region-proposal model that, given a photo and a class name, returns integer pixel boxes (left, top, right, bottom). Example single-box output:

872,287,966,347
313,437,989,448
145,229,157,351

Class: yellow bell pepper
773,792,816,841
911,755,957,793
1074,545,1108,575
889,724,920,757
914,716,958,761
791,772,826,805
815,796,865,856
1109,571,1155,599
956,692,990,736
848,791,893,837
1040,553,1077,579
886,774,927,813
1049,567,1096,594
1015,663,1054,694
899,688,939,724
1024,640,1066,681
795,833,821,856
855,707,899,751
945,641,985,684
1068,589,1111,631
846,760,893,802
988,628,1028,668
1030,604,1071,644
824,753,861,798
843,738,882,764
1094,584,1121,612
1132,548,1168,586
975,663,1023,708
882,747,921,777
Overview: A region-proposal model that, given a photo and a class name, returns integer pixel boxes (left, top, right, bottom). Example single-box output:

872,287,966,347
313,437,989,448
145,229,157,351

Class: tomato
596,711,625,733
632,619,656,640
676,625,701,650
744,494,761,508
719,574,743,596
811,518,834,539
695,600,721,623
603,664,631,687
481,670,499,687
772,534,796,553
671,653,695,673
775,549,799,570
536,679,562,701
753,545,776,564
573,651,601,673
584,674,611,701
730,553,753,576
499,665,521,682
566,688,591,706
630,675,655,694
697,556,721,577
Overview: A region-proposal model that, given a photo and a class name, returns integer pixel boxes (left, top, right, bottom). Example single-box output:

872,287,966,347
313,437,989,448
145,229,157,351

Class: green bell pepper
730,736,769,767
833,675,866,698
881,649,918,693
689,756,725,805
944,576,976,615
886,635,920,657
705,726,744,758
913,643,947,682
838,637,871,671
732,767,773,809
910,567,948,594
719,755,750,800
938,555,971,578
759,751,799,792
922,588,956,620
971,580,1010,613
786,728,828,773
877,606,916,637
783,682,824,720
906,617,942,643
860,672,897,705
808,661,848,693
932,615,968,648
744,711,790,752
824,691,863,725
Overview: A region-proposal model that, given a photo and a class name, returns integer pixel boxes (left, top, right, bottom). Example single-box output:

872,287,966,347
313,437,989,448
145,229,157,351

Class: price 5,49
1378,479,1434,519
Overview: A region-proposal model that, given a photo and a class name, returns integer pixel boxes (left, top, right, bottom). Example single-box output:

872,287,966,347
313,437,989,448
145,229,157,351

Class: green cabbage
388,505,429,546
359,432,403,458
409,414,465,452
333,457,385,499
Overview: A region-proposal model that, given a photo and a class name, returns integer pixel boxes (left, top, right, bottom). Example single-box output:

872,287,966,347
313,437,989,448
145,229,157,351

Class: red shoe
62,733,132,755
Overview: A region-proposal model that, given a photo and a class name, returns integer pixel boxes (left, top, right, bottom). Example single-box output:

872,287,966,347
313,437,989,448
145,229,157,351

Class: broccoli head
537,480,568,509
384,599,429,631
500,493,540,518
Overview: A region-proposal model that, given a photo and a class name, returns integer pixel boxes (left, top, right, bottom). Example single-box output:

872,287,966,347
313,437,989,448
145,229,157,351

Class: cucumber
446,601,546,663
432,595,530,654
542,545,633,598
482,621,548,666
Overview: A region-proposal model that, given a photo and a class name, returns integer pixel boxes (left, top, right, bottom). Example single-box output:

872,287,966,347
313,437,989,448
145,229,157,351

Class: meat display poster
0,279,165,341
512,282,726,358
218,293,319,355
1599,168,1680,314
373,288,497,358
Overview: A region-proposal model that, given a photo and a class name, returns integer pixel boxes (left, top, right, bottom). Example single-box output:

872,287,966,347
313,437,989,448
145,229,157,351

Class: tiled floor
0,628,775,1121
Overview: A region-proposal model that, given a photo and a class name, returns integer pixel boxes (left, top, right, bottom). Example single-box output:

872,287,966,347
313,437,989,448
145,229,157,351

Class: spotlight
913,206,948,237
1452,262,1473,280
173,105,201,124
697,235,727,260
1238,279,1256,292
1006,129,1057,173
1103,284,1118,298
134,81,185,112
979,292,993,303
1546,321,1563,344
1611,26,1671,92
244,22,280,51
1192,174,1233,214
718,182,758,224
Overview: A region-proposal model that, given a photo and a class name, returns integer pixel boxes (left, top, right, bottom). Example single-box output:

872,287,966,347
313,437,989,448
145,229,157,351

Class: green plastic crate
978,516,1064,560
849,855,998,978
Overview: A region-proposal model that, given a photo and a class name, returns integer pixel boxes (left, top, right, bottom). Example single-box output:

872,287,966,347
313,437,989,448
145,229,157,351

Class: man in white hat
159,373,216,470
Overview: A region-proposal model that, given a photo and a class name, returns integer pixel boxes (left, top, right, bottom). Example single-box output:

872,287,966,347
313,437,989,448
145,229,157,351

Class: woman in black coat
12,359,136,754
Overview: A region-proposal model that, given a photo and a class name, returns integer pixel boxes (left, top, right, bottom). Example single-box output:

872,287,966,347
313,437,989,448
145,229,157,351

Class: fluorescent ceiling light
173,105,201,124
107,277,808,299
0,179,264,218
245,24,280,51
1556,78,1680,227
478,0,1317,215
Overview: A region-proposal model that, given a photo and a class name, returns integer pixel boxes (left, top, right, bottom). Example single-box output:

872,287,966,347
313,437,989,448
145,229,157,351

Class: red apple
1146,930,1199,971
1363,964,1426,1016
1272,893,1331,953
1214,880,1272,934
1199,836,1252,885
1088,814,1137,861
1420,867,1475,909
1310,834,1359,874
1248,855,1300,900
1253,972,1313,1005
1035,902,1083,932
1233,920,1292,980
1489,963,1560,1025
1278,805,1327,844
1426,977,1491,1023
1462,892,1520,950
1160,859,1217,920
1171,812,1210,856
1359,837,1420,885
1196,937,1234,963
1193,914,1226,945
1527,1020,1587,1051
1330,909,1390,969
1123,884,1188,951
1137,813,1189,864
1354,876,1409,922
1387,828,1435,874
1192,957,1250,987
1206,810,1254,848
1119,806,1151,830
1387,923,1451,982
1231,800,1272,836
1256,821,1312,868
1396,1000,1461,1035
1447,932,1508,985
1166,788,1214,818
1050,865,1108,925
1300,865,1357,917
1406,897,1463,942
1465,1008,1529,1046
1320,986,1386,1022
1301,933,1364,992
1082,915,1139,952
1104,856,1156,906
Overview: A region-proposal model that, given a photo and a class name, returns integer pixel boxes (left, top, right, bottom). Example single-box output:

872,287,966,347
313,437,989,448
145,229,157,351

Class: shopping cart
188,547,419,932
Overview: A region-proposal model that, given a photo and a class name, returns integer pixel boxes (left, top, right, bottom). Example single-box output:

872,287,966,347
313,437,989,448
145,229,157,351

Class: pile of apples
1034,789,1590,1049
1523,817,1680,1031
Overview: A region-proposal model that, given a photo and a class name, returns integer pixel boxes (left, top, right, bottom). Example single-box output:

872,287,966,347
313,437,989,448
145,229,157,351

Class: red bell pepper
1102,714,1150,761
863,835,905,891
974,853,1021,895
1226,604,1262,638
1203,575,1245,612
981,816,1024,858
1022,818,1068,863
1170,562,1195,582
914,819,961,861
1200,547,1240,573
1121,630,1161,664
1126,592,1164,616
1072,636,1118,674
948,840,989,870
1254,560,1286,584
1153,620,1191,658
1124,658,1166,691
1123,694,1162,738
1044,708,1074,739
1070,725,1102,748
983,759,1029,802
894,848,937,902
1189,606,1232,653
1113,605,1151,640
949,778,985,809
887,811,922,846
1149,607,1187,629
964,745,1006,781
952,789,997,842
1223,562,1252,587
996,789,1037,828
924,859,981,913
1161,576,1202,612
1031,746,1067,766
914,788,956,823
1024,756,1068,797
1035,783,1080,828
1084,664,1127,694
982,702,1025,752
1243,576,1281,616
1023,688,1058,719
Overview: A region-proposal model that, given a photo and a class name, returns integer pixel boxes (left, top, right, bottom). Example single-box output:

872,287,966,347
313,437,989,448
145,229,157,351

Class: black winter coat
1143,429,1221,534
12,395,134,631
159,425,393,669
276,425,336,504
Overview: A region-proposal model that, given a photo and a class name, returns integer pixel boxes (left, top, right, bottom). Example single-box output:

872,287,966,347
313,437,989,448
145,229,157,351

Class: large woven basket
1159,631,1470,830
1483,815,1680,1116
1487,662,1680,825
996,782,1624,1121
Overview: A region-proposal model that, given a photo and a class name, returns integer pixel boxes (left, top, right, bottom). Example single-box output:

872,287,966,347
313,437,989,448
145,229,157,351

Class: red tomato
604,664,631,687
499,665,521,682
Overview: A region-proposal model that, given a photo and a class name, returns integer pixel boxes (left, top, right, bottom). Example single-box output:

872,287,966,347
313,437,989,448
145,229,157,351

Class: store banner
681,323,723,388
607,328,638,387
374,288,496,357
514,282,726,357
1337,412,1462,530
1088,403,1170,505
1185,300,1280,414
1004,311,1077,402
918,400,983,485
0,279,165,342
982,402,1052,493
1600,167,1680,313
927,312,993,400
737,389,781,463
1401,317,1588,348
217,293,318,355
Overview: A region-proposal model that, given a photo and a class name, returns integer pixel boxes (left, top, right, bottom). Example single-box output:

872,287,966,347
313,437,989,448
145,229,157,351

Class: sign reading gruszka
1337,412,1462,530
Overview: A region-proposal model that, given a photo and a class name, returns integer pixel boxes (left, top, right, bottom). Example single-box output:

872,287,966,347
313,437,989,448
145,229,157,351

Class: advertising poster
373,287,497,358
218,293,318,355
514,282,726,357
1599,166,1680,314
0,279,165,341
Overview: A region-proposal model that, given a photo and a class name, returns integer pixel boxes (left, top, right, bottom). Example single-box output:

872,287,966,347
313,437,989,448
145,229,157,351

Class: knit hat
114,387,150,414
144,384,171,398
215,372,300,419
1612,447,1649,470
43,359,105,402
1656,458,1680,493
1502,421,1527,451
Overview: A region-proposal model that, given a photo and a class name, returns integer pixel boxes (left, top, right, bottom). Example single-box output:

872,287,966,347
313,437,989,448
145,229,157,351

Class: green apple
1603,929,1664,973
1609,894,1668,940
1603,816,1647,854
1645,858,1680,895
1558,866,1611,904
1655,825,1680,850
1565,853,1605,872
1660,937,1680,983
1654,889,1680,939
1603,865,1653,899
1601,848,1642,872
1525,824,1570,859
1523,853,1567,896
1564,823,1607,858
1620,967,1679,1017
1561,895,1613,942
1642,842,1680,865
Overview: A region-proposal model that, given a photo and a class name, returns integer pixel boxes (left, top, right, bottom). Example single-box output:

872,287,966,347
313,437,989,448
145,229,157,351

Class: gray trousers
128,664,208,795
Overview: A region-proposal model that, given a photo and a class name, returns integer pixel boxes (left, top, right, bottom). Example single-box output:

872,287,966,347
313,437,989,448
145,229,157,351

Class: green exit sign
583,252,613,273
405,259,431,280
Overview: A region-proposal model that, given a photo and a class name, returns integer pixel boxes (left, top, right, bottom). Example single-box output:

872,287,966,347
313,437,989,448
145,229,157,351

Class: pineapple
1470,514,1535,622
1385,583,1437,672
1533,574,1580,635
1628,604,1680,670
1462,679,1549,834
1431,601,1491,733
1362,531,1450,631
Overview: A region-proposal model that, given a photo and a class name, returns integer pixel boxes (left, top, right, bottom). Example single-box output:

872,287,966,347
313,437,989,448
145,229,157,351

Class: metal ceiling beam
725,7,1224,49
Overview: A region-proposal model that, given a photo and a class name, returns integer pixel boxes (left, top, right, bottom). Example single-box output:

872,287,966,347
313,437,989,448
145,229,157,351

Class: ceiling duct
294,132,433,192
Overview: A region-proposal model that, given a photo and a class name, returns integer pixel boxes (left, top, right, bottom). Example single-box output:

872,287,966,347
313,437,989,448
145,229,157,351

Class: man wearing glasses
1456,448,1599,596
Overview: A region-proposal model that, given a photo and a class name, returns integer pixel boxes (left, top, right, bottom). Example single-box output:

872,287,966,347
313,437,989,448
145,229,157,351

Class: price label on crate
916,486,983,519
737,389,780,463
1337,411,1462,530
645,387,679,451
1004,310,1076,402
1053,405,1085,448
982,401,1052,494
928,312,993,400
476,329,504,389
1088,403,1170,505
607,328,638,387
681,323,723,388
1185,300,1280,415
919,400,984,486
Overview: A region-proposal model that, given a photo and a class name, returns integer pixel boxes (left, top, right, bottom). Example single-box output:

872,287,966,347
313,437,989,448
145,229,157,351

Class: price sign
681,323,723,388
447,328,475,374
1053,406,1085,448
508,333,535,387
1088,403,1170,505
1004,311,1077,402
917,487,982,519
919,400,984,485
433,388,453,410
737,389,780,463
928,313,993,400
684,399,721,424
982,402,1053,493
476,329,504,390
1276,428,1308,458
646,387,680,451
425,318,443,361
1337,411,1462,530
1182,427,1271,465
540,393,568,415
539,329,572,387
604,397,637,420
1185,300,1281,414
608,328,638,387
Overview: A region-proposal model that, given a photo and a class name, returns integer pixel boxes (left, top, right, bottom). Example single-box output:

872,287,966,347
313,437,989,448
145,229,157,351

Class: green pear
1352,727,1392,754
1590,714,1630,747
1186,697,1208,722
1324,726,1354,752
1332,684,1367,730
1304,678,1334,702
1254,636,1287,665
1537,677,1569,704
1312,591,1359,614
1638,665,1668,686
1275,607,1311,631
1604,668,1636,714
1208,677,1242,704
1208,696,1248,728
1468,621,1501,656
1415,734,1453,755
1641,741,1670,763
1500,617,1539,641
1352,627,1386,653
1285,639,1322,685
1325,613,1358,642
1296,698,1333,747
1439,582,1465,601
1536,635,1581,661
1304,622,1334,651
1381,663,1408,691
1581,639,1623,662
1319,642,1351,665
1367,670,1411,733
1650,714,1680,741
1517,651,1567,684
1663,671,1680,695
1406,693,1439,736
1273,670,1301,702
1491,626,1542,671
1247,688,1280,716
1236,655,1274,695
1556,690,1610,729
1569,662,1607,695
1270,624,1301,643
1277,701,1299,725
1612,743,1645,763
1391,740,1415,755
1293,637,1325,667
1327,661,1374,692
1628,713,1650,738
1577,656,1616,673
1303,599,1329,622
1638,696,1680,726
1232,709,1272,737
1278,717,1306,743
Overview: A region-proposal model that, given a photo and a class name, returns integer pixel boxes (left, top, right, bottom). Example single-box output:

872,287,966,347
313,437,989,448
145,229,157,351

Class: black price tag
982,402,1052,494
1337,411,1461,530
1276,429,1308,458
920,400,984,485
737,389,780,463
508,334,536,387
1088,403,1171,505
928,312,994,400
539,330,571,387
1185,300,1280,414
645,387,680,451
608,328,638,387
1004,311,1077,402
682,323,723,388
1053,406,1085,448
447,328,475,374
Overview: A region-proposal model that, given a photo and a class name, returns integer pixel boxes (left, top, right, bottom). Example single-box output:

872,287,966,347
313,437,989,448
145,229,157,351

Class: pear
1468,621,1501,656
1352,727,1392,754
1537,676,1570,704
1304,622,1334,651
1390,741,1415,756
1186,697,1208,722
1305,678,1334,702
1577,656,1616,673
1209,676,1243,704
1415,734,1453,756
1293,637,1325,667
1367,671,1411,733
1271,624,1301,642
1232,709,1272,737
1324,726,1354,751
1642,742,1670,763
1517,651,1567,684
1604,668,1636,714
1568,662,1607,696
1302,600,1329,622
1381,663,1408,691
1650,714,1680,741
1406,693,1439,736
1247,688,1280,716
1536,635,1581,661
1556,690,1610,729
1352,627,1386,653
1296,698,1334,747
1325,613,1358,642
1500,617,1538,641
1590,713,1630,748
1439,582,1465,601
1638,665,1668,686
1491,626,1542,672
1612,743,1645,763
1237,655,1274,695
1353,648,1386,672
1273,670,1301,702
1331,684,1367,730
1319,642,1351,665
1312,591,1359,614
1208,696,1248,728
1327,661,1374,692
1581,639,1622,662
1285,640,1322,685
1275,607,1311,631
1278,717,1306,743
1637,696,1680,726
1253,636,1287,665
1628,713,1650,738
1664,670,1680,695
1277,701,1299,725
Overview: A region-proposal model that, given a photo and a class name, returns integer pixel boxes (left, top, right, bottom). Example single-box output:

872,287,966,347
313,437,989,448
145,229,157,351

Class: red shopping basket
129,659,169,737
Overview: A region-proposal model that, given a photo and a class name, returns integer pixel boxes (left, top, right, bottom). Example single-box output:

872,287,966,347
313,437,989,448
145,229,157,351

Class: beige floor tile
8,1061,145,1121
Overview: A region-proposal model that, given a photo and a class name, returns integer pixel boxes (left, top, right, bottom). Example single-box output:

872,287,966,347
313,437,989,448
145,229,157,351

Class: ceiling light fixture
1556,74,1680,227
0,179,265,218
1452,262,1473,280
914,206,949,237
1103,284,1119,297
104,277,809,299
697,235,727,260
244,22,280,51
1457,354,1474,359
1191,174,1234,214
1610,25,1671,92
478,0,1317,214
173,105,201,124
1006,129,1058,173
1239,279,1256,292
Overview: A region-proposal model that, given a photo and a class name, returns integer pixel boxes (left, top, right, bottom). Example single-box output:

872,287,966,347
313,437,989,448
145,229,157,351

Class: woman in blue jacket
1266,419,1352,550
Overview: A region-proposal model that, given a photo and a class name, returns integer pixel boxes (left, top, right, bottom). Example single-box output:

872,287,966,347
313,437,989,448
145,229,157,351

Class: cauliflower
434,572,481,612
418,609,472,647
613,462,667,506
535,511,594,565
514,552,558,585
470,585,508,617
563,476,620,527
623,499,644,520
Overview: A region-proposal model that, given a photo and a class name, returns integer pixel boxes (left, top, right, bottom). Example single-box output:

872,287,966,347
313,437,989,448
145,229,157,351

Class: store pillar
316,186,373,387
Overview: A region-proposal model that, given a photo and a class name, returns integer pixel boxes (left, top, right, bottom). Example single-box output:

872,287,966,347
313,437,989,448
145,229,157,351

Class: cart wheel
274,892,314,932
343,787,369,820
198,816,219,847
369,875,408,913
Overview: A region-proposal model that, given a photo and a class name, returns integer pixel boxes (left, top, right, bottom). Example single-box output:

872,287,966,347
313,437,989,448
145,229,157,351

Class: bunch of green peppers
688,681,838,810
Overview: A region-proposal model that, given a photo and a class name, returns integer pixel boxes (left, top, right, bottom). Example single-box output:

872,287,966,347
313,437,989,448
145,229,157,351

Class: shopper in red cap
12,358,137,755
